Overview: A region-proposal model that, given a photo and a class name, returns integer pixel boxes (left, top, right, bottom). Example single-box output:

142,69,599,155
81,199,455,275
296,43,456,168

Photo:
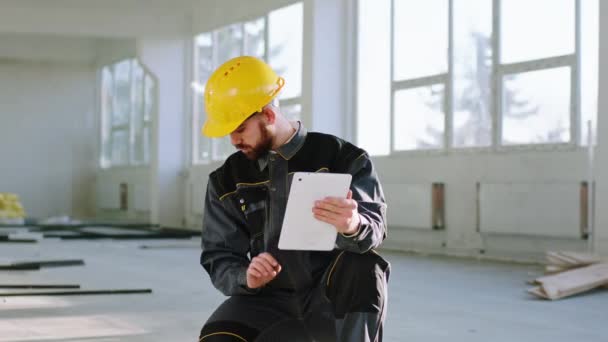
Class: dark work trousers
199,251,390,342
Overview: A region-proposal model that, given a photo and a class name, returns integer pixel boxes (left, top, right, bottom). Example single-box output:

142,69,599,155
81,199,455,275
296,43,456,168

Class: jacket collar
257,121,307,171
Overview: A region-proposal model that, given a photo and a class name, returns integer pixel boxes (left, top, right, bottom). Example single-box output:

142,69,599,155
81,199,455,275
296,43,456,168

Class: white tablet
278,172,352,251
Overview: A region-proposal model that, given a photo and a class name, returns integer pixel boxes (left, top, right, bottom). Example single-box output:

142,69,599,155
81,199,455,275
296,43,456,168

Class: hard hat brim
201,118,244,138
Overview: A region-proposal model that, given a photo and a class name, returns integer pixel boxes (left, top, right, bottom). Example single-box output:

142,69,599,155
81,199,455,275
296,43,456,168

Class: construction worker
199,56,389,342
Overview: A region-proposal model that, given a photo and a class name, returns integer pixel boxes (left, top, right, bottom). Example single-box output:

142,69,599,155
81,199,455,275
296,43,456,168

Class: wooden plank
558,251,601,265
546,251,579,267
527,286,548,299
545,265,569,275
529,263,608,300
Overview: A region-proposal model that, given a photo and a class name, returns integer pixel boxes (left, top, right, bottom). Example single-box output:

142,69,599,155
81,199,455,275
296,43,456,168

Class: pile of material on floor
528,251,608,300
0,193,26,225
0,259,152,297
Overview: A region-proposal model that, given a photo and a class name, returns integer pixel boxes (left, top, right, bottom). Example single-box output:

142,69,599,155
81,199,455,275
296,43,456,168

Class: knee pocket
325,251,390,318
199,321,258,342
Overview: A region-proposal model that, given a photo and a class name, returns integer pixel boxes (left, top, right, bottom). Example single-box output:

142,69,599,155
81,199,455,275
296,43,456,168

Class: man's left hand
313,190,360,235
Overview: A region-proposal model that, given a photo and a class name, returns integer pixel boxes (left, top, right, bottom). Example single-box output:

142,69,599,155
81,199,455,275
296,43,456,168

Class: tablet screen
278,172,352,251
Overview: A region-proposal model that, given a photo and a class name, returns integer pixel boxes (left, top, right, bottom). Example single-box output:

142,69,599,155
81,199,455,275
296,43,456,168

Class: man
199,56,389,342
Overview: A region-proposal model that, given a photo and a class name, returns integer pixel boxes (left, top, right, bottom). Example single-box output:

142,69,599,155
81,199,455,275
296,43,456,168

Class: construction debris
528,251,608,300
0,284,80,289
39,226,198,240
0,193,26,225
0,235,37,243
0,288,152,297
139,242,199,249
0,259,85,271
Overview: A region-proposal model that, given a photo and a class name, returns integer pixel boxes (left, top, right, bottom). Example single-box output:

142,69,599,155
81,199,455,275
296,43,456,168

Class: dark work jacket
200,123,387,296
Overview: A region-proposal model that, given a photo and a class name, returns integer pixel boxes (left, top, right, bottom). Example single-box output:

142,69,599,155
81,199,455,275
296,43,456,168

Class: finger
252,257,275,275
257,253,279,268
312,204,352,217
347,190,353,199
322,197,357,210
247,267,262,278
313,210,340,226
314,200,343,214
313,206,352,219
249,262,269,277
255,263,277,279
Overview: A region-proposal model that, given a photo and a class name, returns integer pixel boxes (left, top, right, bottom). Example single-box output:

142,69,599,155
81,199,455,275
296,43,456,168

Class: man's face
230,114,273,160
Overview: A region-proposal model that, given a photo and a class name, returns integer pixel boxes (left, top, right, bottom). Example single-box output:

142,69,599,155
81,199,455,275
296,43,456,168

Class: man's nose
230,133,240,146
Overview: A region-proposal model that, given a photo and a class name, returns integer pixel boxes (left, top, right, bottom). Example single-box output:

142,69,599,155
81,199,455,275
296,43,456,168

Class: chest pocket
235,184,268,257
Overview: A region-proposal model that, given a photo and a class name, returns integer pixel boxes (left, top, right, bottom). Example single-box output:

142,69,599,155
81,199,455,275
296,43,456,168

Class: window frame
353,0,592,157
100,59,156,168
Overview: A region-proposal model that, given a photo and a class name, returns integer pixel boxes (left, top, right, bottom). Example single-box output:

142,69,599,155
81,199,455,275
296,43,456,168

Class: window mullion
264,15,269,62
500,55,574,74
393,74,448,89
492,0,502,147
112,124,129,130
211,31,220,161
192,38,199,164
445,0,454,151
279,97,301,107
348,0,359,144
128,60,135,165
573,0,582,146
240,22,245,55
389,0,395,155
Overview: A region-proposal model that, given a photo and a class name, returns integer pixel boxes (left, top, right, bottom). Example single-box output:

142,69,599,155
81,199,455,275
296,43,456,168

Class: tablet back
278,172,352,251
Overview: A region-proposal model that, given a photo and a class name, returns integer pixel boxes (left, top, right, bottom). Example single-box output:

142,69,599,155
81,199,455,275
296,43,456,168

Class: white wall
95,167,151,222
0,33,97,65
0,61,96,219
374,149,590,261
94,38,138,66
0,0,191,38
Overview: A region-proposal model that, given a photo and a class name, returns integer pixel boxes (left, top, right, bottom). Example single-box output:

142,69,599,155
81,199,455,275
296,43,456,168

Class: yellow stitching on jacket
326,250,346,288
199,332,247,342
236,181,270,187
219,181,271,201
219,166,328,200
287,167,330,176
353,152,367,162
219,191,237,201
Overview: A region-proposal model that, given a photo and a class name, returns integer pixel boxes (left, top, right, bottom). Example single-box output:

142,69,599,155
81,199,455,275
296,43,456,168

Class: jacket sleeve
335,152,388,253
200,176,258,296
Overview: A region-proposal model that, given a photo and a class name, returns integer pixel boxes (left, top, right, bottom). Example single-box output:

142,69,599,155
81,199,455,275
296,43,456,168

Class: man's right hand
246,252,281,289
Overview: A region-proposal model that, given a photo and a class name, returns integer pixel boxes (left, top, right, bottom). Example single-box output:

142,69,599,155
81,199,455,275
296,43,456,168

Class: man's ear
261,106,276,124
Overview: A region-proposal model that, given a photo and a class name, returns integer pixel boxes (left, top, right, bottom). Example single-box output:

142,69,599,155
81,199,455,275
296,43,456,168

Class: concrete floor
0,233,606,341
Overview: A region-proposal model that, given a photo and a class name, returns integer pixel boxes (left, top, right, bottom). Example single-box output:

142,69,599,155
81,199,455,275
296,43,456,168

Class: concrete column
302,0,347,138
594,2,608,255
138,38,187,228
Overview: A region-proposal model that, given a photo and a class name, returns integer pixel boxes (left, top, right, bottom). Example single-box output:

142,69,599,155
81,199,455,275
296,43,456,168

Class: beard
235,122,273,160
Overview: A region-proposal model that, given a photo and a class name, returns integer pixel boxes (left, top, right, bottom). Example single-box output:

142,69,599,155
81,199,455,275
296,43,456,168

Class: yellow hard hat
202,56,284,137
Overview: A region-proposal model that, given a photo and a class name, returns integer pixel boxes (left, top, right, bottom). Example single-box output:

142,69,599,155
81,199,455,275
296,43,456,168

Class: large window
193,2,303,164
357,0,599,155
100,59,156,168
